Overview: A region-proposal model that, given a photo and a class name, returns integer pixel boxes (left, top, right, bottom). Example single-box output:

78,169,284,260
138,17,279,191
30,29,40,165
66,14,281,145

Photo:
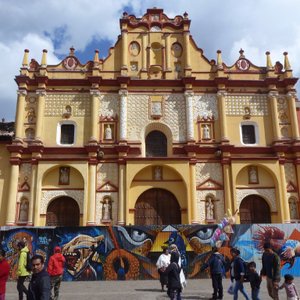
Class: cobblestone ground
6,278,300,299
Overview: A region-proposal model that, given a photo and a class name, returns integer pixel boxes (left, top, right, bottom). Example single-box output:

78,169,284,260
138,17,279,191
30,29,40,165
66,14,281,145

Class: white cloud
1,0,300,120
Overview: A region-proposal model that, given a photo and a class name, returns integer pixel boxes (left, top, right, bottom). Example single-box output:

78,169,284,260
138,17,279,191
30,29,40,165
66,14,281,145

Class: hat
54,246,61,253
17,241,25,249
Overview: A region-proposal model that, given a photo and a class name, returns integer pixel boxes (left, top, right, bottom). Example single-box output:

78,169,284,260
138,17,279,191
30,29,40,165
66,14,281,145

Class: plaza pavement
5,278,300,299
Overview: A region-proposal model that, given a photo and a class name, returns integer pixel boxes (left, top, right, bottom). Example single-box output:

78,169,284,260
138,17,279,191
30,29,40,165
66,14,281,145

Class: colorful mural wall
1,224,300,281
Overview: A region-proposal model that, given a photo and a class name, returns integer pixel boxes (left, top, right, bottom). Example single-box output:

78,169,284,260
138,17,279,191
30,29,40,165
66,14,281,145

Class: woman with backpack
162,251,182,300
16,241,31,300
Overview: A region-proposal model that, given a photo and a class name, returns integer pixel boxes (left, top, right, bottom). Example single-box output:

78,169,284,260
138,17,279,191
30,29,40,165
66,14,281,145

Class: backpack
240,258,250,281
25,252,32,272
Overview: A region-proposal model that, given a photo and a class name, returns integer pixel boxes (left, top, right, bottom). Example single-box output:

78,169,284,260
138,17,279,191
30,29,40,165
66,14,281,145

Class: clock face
236,59,250,71
63,57,78,70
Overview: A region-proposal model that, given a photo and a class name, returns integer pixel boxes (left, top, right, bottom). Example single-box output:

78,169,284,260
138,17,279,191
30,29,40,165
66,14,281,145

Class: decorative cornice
36,89,47,96
17,89,27,96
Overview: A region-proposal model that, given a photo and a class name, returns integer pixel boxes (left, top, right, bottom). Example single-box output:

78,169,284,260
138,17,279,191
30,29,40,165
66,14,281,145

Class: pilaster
184,91,195,142
6,162,20,225
268,91,281,142
217,90,229,143
89,89,100,143
15,89,27,141
119,89,128,142
278,157,290,222
190,161,198,223
118,162,126,225
87,162,97,225
287,91,300,141
35,89,47,142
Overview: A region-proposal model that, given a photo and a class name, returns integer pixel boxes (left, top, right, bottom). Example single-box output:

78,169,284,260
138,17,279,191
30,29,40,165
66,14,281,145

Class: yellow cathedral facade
1,8,300,227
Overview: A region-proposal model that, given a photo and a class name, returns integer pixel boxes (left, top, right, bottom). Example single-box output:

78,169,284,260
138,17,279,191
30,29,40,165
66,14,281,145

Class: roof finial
69,47,75,56
94,49,99,65
239,49,245,58
22,49,29,67
183,12,188,19
266,51,273,70
217,50,223,70
283,52,291,70
41,49,48,67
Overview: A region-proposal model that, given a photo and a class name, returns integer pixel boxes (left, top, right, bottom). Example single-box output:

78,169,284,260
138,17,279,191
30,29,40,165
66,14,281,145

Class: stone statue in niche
19,200,29,222
244,106,251,119
102,198,112,221
202,124,211,139
59,167,70,185
154,166,162,180
104,124,113,140
151,102,162,116
249,166,258,184
27,108,35,123
205,197,214,220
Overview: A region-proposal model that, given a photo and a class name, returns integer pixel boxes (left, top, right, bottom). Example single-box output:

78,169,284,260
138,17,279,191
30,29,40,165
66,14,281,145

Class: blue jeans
251,287,260,300
233,280,250,300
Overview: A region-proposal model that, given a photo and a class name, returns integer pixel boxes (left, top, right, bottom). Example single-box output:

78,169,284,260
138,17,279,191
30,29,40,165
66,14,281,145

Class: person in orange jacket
47,247,65,300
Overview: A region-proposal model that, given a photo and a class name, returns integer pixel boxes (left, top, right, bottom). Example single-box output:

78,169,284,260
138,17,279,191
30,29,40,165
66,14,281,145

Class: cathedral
0,8,300,227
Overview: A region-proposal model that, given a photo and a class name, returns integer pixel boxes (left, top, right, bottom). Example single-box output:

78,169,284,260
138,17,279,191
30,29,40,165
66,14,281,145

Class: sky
1,0,300,121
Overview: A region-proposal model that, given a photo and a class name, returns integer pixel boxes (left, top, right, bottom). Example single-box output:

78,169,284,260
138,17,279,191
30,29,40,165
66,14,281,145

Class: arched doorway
46,196,80,226
146,130,167,157
134,188,181,225
239,195,271,224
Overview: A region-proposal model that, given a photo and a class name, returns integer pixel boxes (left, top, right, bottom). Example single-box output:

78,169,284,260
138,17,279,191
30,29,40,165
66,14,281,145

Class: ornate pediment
97,181,118,192
197,178,223,190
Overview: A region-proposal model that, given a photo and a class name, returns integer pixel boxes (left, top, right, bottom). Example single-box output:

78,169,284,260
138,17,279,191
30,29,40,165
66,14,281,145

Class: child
279,274,299,300
247,261,261,300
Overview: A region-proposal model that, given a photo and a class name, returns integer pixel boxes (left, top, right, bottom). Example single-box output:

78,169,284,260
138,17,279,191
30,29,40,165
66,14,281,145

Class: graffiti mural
1,223,300,280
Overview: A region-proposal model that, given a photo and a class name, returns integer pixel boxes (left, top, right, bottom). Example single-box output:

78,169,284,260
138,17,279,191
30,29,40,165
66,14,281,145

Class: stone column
183,30,191,69
287,91,300,140
28,162,37,225
119,89,128,142
142,34,148,71
217,90,229,142
90,89,100,143
87,162,96,225
6,163,19,225
269,91,281,141
121,29,128,70
15,90,27,141
278,160,290,222
165,34,171,70
190,162,198,223
185,91,195,141
118,162,126,225
222,161,233,215
35,89,46,142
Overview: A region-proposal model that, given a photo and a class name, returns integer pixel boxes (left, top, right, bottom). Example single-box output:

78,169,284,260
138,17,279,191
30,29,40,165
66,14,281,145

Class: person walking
28,254,51,300
279,274,299,300
260,242,281,300
47,246,65,300
16,241,30,300
247,261,261,300
156,247,170,292
0,248,10,300
230,248,250,300
201,247,225,300
163,251,182,300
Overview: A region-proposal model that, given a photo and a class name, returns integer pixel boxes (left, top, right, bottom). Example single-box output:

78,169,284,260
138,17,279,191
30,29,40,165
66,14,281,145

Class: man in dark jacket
201,247,225,300
163,251,182,300
260,242,281,300
28,254,51,300
231,248,250,300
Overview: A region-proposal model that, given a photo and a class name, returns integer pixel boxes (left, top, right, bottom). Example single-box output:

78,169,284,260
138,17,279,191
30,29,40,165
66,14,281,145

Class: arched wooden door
134,188,181,225
46,196,80,226
240,195,271,224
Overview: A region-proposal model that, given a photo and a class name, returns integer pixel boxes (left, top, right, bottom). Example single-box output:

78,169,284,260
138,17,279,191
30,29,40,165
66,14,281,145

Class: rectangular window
60,124,75,144
242,125,256,144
